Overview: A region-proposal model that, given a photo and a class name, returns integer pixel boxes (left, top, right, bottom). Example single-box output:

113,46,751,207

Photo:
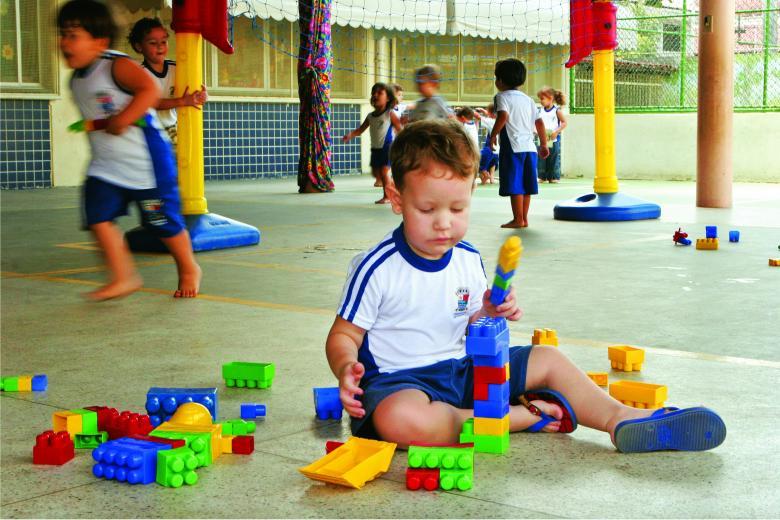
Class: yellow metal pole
175,32,208,215
592,49,618,194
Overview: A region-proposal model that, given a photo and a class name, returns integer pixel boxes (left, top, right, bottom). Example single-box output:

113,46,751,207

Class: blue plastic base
554,192,661,221
126,213,260,253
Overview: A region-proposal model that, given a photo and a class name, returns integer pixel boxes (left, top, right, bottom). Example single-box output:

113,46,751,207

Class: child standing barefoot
129,18,207,146
536,86,567,183
476,104,499,185
58,0,200,300
343,83,402,204
489,59,549,228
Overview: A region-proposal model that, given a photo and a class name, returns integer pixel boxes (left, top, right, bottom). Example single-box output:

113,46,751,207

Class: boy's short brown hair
390,120,478,190
415,64,441,84
455,106,475,120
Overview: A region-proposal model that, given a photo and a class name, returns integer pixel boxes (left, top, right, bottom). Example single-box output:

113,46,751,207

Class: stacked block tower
465,236,522,454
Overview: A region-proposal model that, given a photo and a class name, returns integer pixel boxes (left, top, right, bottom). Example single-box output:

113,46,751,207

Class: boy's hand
193,84,208,106
105,116,129,135
550,131,558,142
338,361,366,418
180,86,204,109
342,133,352,143
489,134,497,151
482,287,523,321
539,145,550,159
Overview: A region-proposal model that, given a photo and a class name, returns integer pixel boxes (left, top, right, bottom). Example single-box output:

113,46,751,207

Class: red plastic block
105,410,153,439
474,383,488,401
406,467,440,491
128,434,185,448
474,365,508,385
84,406,118,431
33,430,75,465
325,440,344,454
232,435,254,455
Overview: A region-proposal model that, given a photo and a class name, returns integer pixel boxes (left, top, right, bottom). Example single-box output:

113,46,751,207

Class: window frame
0,0,57,95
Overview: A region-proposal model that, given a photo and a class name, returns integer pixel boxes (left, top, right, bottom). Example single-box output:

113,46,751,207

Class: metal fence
570,0,780,113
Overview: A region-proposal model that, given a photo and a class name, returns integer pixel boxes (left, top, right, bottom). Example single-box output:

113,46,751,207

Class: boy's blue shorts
83,176,185,238
499,151,538,196
479,149,498,172
370,147,391,168
351,345,534,439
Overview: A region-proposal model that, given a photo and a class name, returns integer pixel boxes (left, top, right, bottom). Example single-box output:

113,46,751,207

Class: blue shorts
351,345,534,439
370,147,391,169
83,176,185,238
479,148,498,172
499,151,538,196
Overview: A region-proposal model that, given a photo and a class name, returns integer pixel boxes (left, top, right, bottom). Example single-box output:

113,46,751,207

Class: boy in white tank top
58,0,200,301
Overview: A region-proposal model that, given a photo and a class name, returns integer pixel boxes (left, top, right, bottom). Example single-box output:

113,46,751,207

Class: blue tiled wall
0,99,52,189
203,102,362,180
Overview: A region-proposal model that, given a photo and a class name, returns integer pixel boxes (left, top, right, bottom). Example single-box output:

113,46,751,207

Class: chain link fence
570,0,780,113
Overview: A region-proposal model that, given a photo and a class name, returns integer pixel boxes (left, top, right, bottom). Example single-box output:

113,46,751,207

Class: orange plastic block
609,380,667,409
221,435,234,454
608,345,645,372
696,238,718,250
587,371,608,386
769,259,780,267
17,375,33,392
52,411,83,439
531,329,558,347
299,436,396,489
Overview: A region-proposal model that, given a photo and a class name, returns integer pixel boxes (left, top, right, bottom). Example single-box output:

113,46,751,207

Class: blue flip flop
520,389,578,433
614,406,726,453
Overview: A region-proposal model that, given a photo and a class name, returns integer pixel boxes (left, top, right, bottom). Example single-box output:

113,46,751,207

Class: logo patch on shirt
454,287,470,316
96,91,115,114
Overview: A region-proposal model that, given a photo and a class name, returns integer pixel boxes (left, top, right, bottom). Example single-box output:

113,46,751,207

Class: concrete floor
1,176,778,518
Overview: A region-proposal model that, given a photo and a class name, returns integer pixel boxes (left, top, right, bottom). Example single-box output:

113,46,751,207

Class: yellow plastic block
608,345,645,372
696,238,718,250
474,416,510,436
17,375,33,392
52,411,83,438
587,371,608,386
168,402,213,427
220,435,234,454
769,258,780,267
153,404,223,462
299,436,397,489
531,329,558,347
497,236,523,274
609,380,667,409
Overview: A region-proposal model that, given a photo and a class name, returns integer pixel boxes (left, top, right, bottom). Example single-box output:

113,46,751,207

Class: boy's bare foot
550,179,559,183
521,222,529,228
529,399,564,432
174,264,201,298
373,180,382,187
375,197,390,204
501,220,523,228
86,275,143,302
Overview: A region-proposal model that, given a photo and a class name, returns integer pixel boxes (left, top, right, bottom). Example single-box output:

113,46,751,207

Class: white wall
562,112,780,182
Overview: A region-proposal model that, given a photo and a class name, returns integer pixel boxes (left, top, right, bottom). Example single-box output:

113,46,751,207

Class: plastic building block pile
406,443,474,491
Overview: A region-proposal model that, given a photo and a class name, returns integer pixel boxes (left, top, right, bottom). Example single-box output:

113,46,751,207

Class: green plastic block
74,431,108,449
70,409,98,434
156,447,199,488
492,274,512,291
150,431,212,467
1,377,19,392
439,469,473,491
474,432,510,454
220,419,256,436
459,418,475,444
408,445,474,470
222,362,275,389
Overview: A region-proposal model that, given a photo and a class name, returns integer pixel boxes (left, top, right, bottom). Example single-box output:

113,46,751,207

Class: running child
58,0,201,300
536,86,567,183
343,83,402,204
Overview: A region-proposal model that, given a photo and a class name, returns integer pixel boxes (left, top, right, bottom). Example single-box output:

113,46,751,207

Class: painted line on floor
199,258,345,276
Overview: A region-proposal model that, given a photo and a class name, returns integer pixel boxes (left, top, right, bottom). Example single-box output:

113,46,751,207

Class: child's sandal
518,389,578,433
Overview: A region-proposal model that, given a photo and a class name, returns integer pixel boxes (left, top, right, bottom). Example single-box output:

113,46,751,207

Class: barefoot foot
86,275,143,301
174,264,201,298
374,197,390,204
529,399,564,432
501,220,523,229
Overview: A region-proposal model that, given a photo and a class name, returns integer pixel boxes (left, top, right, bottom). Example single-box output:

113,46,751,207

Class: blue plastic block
554,192,661,221
481,382,510,403
494,266,514,281
127,213,260,253
706,226,717,239
146,388,218,427
677,237,692,246
729,230,739,242
474,398,510,419
472,347,509,368
240,403,266,420
92,438,170,485
466,317,509,357
31,374,48,391
489,285,509,307
313,387,343,420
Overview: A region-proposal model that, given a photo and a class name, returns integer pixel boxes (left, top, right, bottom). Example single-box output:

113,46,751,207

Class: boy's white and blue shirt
337,225,487,382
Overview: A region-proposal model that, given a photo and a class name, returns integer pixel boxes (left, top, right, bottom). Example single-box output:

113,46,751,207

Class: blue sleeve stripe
346,246,397,323
338,238,394,317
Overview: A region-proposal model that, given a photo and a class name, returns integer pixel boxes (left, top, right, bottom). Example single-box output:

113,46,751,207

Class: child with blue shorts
58,0,200,300
489,59,549,229
325,119,726,453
